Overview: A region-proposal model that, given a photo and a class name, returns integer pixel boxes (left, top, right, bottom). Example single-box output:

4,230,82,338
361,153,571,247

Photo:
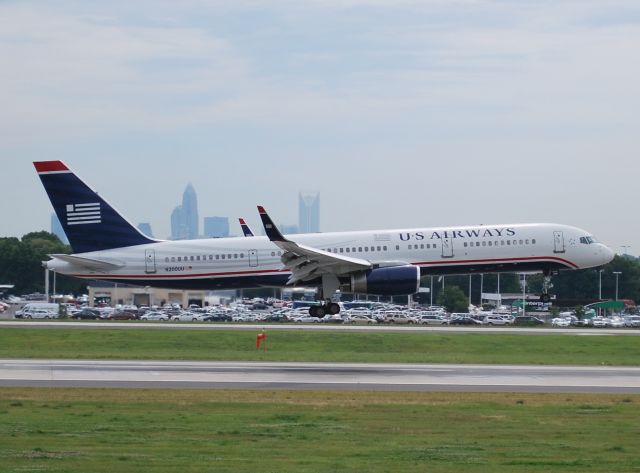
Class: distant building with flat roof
137,223,154,238
204,217,230,238
51,213,69,245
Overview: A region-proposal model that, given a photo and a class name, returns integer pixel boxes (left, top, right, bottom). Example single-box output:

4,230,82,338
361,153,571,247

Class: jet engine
349,265,420,296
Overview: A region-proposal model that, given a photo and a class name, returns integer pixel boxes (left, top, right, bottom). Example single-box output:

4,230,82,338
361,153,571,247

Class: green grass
1,388,639,472
0,327,639,365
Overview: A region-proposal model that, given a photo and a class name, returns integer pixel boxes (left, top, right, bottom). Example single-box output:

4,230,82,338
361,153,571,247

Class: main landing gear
539,270,553,303
308,274,342,317
309,302,341,318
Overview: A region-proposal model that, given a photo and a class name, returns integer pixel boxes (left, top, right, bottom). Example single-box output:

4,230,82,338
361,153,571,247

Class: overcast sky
2,0,639,254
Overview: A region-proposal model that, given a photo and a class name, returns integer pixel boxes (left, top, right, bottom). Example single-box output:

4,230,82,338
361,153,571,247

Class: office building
204,217,230,238
50,213,69,245
171,184,199,240
298,192,320,233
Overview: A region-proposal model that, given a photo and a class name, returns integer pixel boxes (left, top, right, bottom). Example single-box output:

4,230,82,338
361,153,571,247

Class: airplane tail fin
34,161,158,253
239,218,255,237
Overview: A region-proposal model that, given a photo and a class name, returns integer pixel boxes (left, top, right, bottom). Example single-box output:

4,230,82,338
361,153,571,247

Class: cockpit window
580,236,596,244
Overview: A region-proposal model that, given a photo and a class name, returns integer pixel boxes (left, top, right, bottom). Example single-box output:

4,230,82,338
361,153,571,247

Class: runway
2,320,640,336
1,359,639,393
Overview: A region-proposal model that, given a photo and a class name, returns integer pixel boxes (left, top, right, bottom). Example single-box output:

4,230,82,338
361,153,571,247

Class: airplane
35,160,614,317
239,218,255,237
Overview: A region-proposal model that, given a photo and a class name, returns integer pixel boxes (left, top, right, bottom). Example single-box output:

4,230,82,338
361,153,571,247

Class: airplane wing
48,254,126,271
257,206,372,284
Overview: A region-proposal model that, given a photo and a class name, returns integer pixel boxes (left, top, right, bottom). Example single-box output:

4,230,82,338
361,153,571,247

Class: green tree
437,285,468,313
0,231,85,295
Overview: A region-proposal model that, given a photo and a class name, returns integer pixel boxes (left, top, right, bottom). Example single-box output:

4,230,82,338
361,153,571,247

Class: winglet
257,206,286,242
238,218,254,237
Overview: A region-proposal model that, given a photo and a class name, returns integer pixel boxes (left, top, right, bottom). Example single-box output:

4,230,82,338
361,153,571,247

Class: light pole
613,271,622,300
497,273,501,308
598,269,603,300
430,276,433,307
480,273,484,307
468,274,472,306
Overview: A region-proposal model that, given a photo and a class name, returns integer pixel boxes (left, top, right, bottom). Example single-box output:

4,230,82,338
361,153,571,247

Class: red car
108,311,137,320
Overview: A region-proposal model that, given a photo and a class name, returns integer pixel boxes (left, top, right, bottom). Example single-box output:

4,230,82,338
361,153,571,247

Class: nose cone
600,244,615,265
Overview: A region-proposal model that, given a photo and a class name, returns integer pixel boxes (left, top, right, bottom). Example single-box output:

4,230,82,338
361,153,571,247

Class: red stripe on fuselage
34,161,69,173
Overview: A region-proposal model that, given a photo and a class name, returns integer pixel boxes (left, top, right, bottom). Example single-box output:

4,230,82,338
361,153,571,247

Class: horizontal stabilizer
49,254,125,271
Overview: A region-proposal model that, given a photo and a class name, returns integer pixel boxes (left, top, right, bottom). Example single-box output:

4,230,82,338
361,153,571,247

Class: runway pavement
2,320,640,336
1,359,639,393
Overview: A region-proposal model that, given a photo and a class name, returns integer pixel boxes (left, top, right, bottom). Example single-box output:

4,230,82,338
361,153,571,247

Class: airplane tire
327,303,341,315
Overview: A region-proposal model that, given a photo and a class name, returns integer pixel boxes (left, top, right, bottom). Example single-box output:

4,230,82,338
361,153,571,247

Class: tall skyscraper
50,213,69,245
204,217,230,238
171,184,199,240
137,223,154,238
298,192,320,233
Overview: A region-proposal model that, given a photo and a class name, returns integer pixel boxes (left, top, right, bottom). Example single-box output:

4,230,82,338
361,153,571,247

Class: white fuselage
45,222,613,291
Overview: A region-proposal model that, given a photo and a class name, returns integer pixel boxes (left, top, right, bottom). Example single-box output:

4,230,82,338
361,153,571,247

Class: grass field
1,388,639,473
0,327,639,365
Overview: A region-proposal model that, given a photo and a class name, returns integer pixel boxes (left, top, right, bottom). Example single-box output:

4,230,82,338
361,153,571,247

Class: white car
415,314,448,325
551,317,571,327
480,315,512,326
171,311,205,322
607,317,625,328
140,311,168,321
293,315,320,323
346,314,377,324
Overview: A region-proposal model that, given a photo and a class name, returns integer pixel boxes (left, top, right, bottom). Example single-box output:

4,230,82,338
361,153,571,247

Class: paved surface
2,320,639,336
1,359,639,393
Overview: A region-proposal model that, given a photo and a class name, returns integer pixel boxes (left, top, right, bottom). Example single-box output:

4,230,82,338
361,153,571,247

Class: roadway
2,320,640,335
1,359,639,393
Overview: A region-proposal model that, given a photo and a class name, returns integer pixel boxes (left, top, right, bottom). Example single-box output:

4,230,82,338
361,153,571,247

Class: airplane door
248,249,258,267
553,231,565,253
145,249,157,273
441,238,454,258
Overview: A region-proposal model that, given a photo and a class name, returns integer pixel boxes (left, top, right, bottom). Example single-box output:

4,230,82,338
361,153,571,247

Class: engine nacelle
350,265,420,296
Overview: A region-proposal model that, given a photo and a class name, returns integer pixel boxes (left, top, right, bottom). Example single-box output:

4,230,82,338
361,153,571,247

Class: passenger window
464,243,467,247
383,246,387,251
221,255,225,260
234,254,238,259
171,257,176,262
196,256,200,261
215,255,219,260
488,241,492,246
358,247,362,252
346,248,350,253
165,257,169,263
340,248,344,253
482,241,486,246
396,245,400,250
190,256,194,261
532,239,536,244
525,239,529,245
364,247,368,252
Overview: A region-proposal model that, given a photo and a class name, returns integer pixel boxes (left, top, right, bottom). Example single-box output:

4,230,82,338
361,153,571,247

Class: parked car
481,315,512,326
414,314,448,325
108,311,138,320
551,317,571,327
384,312,416,324
624,315,640,327
449,315,483,325
171,311,205,322
22,308,59,319
513,316,545,326
139,311,169,321
72,308,102,320
346,314,377,324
